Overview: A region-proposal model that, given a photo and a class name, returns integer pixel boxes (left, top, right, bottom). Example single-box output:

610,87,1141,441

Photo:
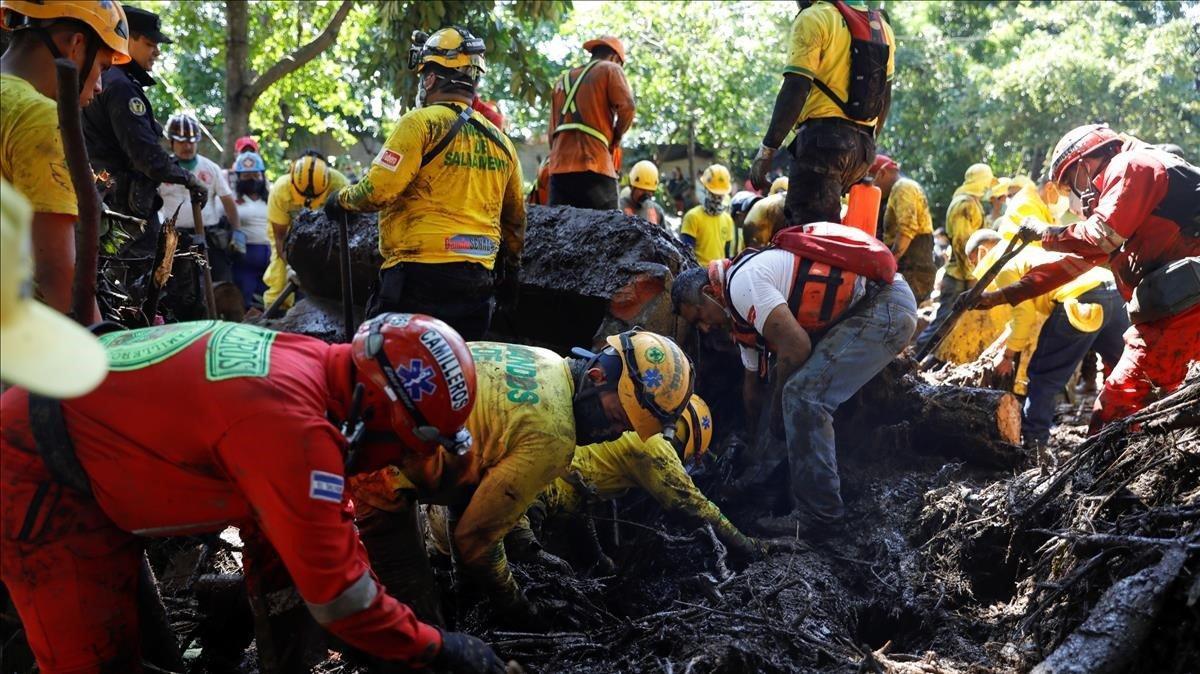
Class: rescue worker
263,151,349,308
325,27,524,340
619,160,667,225
671,226,917,536
999,124,1200,431
0,178,108,398
546,35,635,210
915,162,996,351
871,154,935,302
730,190,764,247
966,230,1127,450
83,5,206,253
159,112,240,283
986,176,1012,225
680,164,738,266
348,330,695,626
743,192,787,248
532,395,766,570
0,313,510,674
749,0,895,225
0,0,131,317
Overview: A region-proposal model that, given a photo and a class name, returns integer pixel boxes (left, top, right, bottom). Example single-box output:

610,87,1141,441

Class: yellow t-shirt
783,0,895,128
681,206,737,266
0,74,77,216
944,194,985,281
265,169,349,231
338,103,525,271
882,177,933,246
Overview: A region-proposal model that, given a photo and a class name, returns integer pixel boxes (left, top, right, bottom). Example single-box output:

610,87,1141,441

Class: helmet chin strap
34,24,100,95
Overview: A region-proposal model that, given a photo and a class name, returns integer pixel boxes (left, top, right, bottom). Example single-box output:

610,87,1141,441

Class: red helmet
352,313,476,455
1048,124,1122,183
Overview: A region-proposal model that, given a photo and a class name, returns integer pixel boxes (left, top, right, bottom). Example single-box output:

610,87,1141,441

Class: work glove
1015,217,1047,243
495,261,521,311
749,144,778,192
728,533,769,561
184,173,207,206
322,187,346,221
533,549,575,576
974,289,1006,310
434,630,507,674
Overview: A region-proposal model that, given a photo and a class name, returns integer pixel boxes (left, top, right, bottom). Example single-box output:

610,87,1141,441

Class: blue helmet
234,151,266,174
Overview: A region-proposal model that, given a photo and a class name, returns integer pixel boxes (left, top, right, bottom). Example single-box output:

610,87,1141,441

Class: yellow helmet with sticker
410,26,486,78
603,329,694,441
673,394,713,464
701,164,732,196
290,152,331,207
629,160,659,191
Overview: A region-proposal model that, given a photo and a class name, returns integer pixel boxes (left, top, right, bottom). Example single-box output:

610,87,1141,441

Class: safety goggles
407,27,485,70
614,331,693,436
363,321,473,455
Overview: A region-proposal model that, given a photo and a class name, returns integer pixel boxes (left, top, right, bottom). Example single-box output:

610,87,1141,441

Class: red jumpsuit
998,147,1200,431
0,322,441,673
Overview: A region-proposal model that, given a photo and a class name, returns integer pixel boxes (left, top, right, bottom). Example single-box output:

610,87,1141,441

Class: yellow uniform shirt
0,74,77,216
944,194,985,281
882,177,933,247
681,206,737,266
339,103,525,271
261,169,349,306
540,431,752,549
783,0,895,128
994,183,1050,247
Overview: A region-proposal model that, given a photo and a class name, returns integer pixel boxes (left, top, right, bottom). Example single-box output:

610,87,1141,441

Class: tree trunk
223,0,249,165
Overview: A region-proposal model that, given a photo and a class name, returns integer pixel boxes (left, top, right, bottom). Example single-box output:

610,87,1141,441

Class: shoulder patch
373,148,402,172
128,97,146,116
309,470,345,503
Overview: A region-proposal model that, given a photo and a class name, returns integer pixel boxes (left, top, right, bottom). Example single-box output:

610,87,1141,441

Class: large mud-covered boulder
282,205,697,350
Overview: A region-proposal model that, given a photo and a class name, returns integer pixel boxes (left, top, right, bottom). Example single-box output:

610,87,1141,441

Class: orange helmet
352,313,476,455
0,0,131,65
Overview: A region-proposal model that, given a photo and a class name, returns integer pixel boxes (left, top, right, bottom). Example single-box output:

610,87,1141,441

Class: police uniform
82,8,192,250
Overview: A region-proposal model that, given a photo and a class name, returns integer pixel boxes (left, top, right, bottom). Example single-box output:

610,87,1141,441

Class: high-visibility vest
553,61,610,147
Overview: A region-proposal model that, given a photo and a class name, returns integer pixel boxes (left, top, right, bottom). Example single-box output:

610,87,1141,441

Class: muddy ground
86,371,1186,674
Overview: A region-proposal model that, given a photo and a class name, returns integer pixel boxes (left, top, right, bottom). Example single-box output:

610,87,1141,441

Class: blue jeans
915,274,971,351
783,275,918,522
1022,285,1127,445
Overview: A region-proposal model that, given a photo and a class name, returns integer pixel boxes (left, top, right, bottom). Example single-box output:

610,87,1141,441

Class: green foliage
880,0,1199,216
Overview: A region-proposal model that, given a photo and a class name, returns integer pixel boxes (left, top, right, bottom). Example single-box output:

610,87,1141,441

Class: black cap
124,6,172,45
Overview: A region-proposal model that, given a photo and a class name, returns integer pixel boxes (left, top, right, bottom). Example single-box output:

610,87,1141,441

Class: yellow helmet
603,330,694,441
768,176,789,196
410,26,486,77
700,164,732,196
290,153,331,207
673,394,713,464
1,0,131,65
629,160,659,191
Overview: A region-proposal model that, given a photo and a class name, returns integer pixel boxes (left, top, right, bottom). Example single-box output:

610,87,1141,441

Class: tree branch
244,0,355,103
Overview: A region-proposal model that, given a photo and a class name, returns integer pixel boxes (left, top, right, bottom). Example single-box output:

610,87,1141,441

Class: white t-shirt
236,197,270,245
726,248,866,370
159,154,232,229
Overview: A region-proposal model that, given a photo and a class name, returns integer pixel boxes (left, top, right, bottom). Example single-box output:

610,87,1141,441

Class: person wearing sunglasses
999,124,1200,433
0,312,514,674
349,328,695,629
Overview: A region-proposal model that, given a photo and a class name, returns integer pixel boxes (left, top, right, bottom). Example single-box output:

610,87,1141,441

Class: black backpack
810,1,891,122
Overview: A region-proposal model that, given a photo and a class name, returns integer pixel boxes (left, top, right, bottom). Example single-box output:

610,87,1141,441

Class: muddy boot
753,511,843,542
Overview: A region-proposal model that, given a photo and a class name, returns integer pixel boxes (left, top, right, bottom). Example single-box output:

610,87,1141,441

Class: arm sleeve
104,82,191,185
217,415,441,665
339,117,426,213
994,261,1035,352
212,160,233,198
680,210,700,238
1043,155,1166,256
452,430,572,604
1000,254,1097,306
608,67,636,142
782,10,824,79
266,179,293,229
499,144,527,262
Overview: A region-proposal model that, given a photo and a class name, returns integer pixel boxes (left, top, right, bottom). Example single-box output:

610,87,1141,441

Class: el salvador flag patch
309,470,345,503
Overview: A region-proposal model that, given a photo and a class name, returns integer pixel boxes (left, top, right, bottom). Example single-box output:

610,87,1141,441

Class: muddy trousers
366,261,495,341
1022,286,1127,446
1090,302,1200,433
1,445,144,673
783,118,875,226
782,276,918,522
915,275,971,352
896,233,936,304
548,171,619,210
